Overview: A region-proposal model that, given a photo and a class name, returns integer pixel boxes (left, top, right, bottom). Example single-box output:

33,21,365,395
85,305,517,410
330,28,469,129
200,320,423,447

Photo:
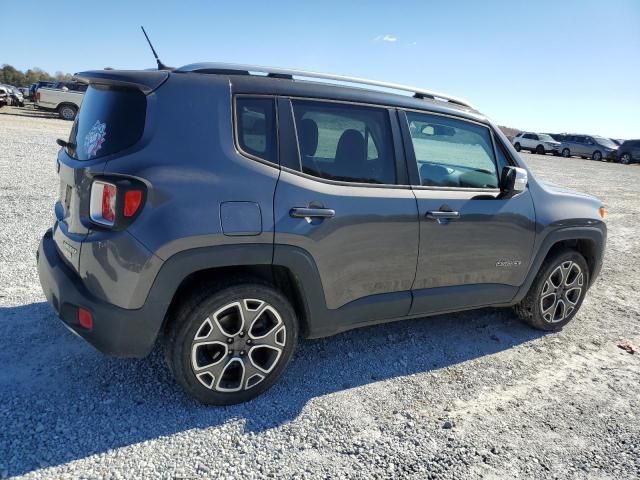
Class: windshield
592,136,617,149
538,134,555,142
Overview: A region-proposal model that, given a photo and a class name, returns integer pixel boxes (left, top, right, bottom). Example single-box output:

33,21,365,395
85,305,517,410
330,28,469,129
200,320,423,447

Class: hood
538,180,600,202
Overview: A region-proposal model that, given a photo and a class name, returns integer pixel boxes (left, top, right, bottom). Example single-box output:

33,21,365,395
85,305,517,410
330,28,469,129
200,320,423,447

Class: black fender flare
512,225,606,303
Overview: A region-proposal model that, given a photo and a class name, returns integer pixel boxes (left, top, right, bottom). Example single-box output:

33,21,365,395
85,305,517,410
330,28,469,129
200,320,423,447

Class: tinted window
236,97,277,163
575,136,586,143
523,133,534,140
292,100,396,184
406,111,499,189
67,86,146,160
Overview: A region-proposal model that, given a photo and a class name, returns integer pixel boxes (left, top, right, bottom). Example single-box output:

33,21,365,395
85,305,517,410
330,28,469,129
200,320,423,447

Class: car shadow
0,105,62,120
0,301,546,476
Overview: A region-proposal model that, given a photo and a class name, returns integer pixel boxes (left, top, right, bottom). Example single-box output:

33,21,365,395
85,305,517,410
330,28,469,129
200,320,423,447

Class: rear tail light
90,181,117,226
89,180,144,227
124,190,143,217
78,308,93,330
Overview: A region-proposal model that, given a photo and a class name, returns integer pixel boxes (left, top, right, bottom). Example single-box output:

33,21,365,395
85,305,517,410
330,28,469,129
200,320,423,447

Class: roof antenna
141,26,170,70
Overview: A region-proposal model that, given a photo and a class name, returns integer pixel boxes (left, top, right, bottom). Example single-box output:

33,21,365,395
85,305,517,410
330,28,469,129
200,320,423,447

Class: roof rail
175,62,475,109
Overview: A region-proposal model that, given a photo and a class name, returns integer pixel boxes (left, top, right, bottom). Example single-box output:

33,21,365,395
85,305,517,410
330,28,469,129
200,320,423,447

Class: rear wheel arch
162,263,311,339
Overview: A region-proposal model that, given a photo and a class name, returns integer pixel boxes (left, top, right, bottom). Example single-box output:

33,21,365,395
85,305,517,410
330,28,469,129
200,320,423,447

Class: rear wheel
592,150,602,161
562,148,570,158
165,283,298,405
620,153,631,165
514,142,521,152
536,145,545,155
514,250,589,331
58,104,77,121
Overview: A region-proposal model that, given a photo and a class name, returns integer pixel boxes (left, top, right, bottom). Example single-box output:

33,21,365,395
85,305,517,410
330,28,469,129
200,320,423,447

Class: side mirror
500,166,528,198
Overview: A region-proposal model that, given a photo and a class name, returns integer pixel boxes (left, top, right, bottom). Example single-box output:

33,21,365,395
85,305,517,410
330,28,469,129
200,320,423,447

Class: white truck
36,82,87,120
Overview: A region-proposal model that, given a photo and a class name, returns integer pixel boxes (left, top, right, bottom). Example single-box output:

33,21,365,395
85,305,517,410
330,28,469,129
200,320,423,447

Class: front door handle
290,207,336,219
426,210,460,224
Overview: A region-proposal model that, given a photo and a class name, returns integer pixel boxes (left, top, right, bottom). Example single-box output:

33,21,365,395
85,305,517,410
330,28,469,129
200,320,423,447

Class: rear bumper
37,229,164,358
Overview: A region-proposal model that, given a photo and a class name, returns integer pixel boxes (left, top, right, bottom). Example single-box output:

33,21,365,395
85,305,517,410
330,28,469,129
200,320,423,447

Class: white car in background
36,81,87,120
512,132,562,155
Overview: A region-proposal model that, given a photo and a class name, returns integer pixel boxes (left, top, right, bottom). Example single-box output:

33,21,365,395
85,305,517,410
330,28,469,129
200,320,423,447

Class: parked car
36,82,87,120
0,85,8,108
0,85,24,107
37,64,606,405
17,87,30,98
614,139,640,165
7,86,25,107
559,134,618,161
512,132,562,155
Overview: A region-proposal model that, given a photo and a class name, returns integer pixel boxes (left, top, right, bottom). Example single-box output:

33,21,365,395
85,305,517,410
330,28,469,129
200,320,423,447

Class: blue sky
3,0,639,138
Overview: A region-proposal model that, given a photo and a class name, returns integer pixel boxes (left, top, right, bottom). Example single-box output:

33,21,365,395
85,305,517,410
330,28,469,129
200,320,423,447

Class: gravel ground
0,106,638,479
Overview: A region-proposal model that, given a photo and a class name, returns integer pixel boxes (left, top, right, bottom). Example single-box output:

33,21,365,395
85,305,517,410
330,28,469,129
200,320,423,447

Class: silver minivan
559,134,618,161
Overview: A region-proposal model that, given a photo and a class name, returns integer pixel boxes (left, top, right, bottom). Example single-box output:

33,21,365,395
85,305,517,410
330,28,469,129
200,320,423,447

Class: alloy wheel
539,261,584,323
621,154,630,165
593,151,602,161
562,148,570,158
190,299,287,392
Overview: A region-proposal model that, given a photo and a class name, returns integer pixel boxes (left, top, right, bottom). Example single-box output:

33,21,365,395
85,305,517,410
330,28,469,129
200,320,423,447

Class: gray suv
37,64,607,405
558,134,618,161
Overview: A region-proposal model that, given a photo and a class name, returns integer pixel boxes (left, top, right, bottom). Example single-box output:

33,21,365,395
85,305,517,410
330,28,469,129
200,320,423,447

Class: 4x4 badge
84,120,107,158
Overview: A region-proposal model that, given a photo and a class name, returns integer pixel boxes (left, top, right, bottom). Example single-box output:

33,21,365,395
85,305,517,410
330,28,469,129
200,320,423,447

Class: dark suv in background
37,64,607,405
614,140,640,164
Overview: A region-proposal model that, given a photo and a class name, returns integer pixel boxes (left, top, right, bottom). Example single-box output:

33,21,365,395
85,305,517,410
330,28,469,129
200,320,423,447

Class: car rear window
67,85,146,160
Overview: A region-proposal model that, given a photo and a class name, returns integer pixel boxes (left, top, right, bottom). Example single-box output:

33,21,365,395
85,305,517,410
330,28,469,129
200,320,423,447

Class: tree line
0,64,73,87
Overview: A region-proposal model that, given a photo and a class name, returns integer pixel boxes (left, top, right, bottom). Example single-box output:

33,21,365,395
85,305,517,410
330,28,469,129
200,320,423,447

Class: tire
592,151,602,161
620,153,631,165
514,142,521,152
514,249,589,331
58,104,77,121
165,282,299,405
562,148,570,158
535,145,545,155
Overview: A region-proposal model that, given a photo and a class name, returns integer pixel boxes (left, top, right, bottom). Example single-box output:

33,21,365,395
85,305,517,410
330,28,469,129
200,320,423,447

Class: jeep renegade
37,63,606,405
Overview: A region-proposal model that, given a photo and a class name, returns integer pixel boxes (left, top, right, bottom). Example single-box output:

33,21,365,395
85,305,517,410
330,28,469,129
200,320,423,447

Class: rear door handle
290,207,335,219
426,210,460,224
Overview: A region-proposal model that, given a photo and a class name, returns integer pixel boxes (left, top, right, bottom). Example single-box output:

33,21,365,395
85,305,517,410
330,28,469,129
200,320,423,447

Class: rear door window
67,85,146,160
291,100,396,184
406,111,500,189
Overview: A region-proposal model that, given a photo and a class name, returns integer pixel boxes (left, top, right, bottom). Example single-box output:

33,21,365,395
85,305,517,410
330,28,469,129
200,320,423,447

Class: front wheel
514,142,521,152
536,145,546,155
165,283,298,405
620,153,631,165
562,148,570,158
592,151,603,161
514,250,589,331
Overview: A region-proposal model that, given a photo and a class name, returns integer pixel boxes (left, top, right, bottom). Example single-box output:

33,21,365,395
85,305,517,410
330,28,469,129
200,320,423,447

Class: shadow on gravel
0,106,61,120
0,302,546,476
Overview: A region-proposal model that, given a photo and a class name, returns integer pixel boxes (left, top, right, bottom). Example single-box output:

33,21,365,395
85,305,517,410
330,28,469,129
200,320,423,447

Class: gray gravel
1,106,639,479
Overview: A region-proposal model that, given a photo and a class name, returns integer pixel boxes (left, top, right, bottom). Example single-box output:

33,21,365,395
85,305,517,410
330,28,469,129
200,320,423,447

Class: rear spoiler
73,70,170,95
